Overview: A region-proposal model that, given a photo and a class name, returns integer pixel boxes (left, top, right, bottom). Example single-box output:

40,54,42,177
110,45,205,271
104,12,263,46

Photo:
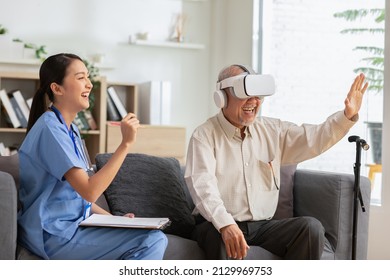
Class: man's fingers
225,242,233,259
362,81,369,94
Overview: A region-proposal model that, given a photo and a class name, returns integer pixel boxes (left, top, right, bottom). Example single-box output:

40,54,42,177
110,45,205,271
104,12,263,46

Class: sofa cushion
273,164,297,220
95,153,195,238
0,171,18,260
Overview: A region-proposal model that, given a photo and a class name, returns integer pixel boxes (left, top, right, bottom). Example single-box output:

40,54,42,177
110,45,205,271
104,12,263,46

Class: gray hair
217,64,248,82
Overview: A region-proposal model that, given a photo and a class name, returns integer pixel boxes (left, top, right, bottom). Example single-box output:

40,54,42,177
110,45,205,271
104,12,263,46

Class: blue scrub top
18,111,89,259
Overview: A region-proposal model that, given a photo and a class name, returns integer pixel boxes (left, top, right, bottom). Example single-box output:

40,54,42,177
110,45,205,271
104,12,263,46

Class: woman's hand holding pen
120,113,140,148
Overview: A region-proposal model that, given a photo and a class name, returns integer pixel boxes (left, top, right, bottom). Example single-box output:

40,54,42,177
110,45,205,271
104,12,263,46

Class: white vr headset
214,68,276,108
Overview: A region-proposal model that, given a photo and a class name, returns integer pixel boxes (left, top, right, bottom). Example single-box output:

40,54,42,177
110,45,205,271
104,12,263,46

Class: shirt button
248,184,252,187
245,162,249,166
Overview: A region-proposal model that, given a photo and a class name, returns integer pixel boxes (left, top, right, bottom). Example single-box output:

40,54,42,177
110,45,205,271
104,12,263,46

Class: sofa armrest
0,171,17,260
293,169,371,259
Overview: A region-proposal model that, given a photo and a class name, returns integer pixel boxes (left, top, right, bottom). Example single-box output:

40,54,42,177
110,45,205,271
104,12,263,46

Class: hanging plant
0,24,8,35
23,42,47,60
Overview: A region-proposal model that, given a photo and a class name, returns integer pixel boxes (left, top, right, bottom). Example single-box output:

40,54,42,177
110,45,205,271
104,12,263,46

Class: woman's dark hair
26,53,83,133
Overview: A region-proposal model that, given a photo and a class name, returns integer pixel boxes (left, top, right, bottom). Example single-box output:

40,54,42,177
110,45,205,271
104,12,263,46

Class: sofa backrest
0,153,298,218
0,153,19,189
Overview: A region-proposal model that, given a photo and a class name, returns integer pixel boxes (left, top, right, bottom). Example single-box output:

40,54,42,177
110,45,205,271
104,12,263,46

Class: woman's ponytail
25,53,82,134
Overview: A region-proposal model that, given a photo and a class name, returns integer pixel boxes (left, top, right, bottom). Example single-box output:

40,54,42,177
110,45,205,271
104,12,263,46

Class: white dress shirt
185,110,357,231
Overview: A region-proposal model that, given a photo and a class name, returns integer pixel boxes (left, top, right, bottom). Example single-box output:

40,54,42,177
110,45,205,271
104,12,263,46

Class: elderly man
185,64,367,260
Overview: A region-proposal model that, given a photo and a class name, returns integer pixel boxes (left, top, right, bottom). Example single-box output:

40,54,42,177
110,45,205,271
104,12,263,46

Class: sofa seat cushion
163,234,205,260
95,153,195,238
16,244,42,260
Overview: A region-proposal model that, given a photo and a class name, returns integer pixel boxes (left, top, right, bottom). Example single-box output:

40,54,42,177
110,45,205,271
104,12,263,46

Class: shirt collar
217,111,253,139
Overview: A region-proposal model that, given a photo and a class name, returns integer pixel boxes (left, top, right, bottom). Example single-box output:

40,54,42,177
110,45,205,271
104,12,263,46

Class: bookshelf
105,82,139,117
0,72,38,152
0,72,186,163
102,81,186,163
0,71,106,162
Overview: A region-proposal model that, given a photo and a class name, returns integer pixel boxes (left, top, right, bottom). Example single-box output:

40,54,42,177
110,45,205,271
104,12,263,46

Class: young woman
17,53,167,259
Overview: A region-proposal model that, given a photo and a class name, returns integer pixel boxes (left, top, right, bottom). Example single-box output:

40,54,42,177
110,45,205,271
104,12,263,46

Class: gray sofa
0,153,371,260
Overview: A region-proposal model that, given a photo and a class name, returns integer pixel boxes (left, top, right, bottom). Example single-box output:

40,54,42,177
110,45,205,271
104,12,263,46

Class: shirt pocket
257,159,280,191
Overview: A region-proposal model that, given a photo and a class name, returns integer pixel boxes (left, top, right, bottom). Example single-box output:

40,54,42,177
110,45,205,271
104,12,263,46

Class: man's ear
50,82,63,96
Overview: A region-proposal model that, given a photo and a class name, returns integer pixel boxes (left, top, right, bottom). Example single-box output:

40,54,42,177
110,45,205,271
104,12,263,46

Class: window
256,0,385,204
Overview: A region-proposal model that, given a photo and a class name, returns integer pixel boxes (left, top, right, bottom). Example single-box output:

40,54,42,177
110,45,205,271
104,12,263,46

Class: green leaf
340,28,384,35
335,8,385,94
353,46,384,56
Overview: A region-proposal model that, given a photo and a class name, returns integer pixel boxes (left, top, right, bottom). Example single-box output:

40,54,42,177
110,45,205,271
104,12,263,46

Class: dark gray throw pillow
273,164,297,220
95,153,195,238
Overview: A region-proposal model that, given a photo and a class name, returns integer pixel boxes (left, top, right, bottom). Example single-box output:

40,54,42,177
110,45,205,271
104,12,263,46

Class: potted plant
334,8,384,164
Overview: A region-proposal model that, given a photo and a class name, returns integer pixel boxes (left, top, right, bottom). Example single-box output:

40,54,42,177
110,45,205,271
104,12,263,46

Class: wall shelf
0,59,114,70
0,58,41,66
126,40,205,50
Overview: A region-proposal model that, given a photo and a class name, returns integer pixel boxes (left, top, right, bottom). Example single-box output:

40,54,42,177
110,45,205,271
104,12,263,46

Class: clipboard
79,214,171,230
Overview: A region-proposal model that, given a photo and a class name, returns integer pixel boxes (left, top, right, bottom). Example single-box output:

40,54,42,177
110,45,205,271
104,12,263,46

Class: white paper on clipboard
79,214,171,230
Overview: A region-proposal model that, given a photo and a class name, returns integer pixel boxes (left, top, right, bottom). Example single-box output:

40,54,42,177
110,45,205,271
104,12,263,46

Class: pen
108,121,121,126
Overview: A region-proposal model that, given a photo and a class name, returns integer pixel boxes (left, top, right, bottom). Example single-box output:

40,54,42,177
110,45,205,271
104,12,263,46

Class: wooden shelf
106,123,186,164
0,127,27,133
0,58,41,66
0,71,38,79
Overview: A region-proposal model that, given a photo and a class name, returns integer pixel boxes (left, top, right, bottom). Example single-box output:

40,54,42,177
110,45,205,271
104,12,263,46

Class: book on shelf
138,81,171,125
26,97,33,109
11,90,30,123
107,86,127,118
0,89,22,128
0,142,17,156
9,95,28,128
83,109,97,130
106,92,121,121
0,142,8,156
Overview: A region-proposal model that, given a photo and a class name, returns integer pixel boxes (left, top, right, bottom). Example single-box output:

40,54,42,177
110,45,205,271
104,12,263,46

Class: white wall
209,0,254,115
0,0,213,145
0,0,257,146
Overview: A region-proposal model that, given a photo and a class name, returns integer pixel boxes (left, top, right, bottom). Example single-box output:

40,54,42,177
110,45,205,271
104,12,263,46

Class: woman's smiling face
59,59,93,112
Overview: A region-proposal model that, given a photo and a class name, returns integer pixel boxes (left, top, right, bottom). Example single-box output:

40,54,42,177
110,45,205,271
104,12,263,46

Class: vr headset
216,73,276,99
